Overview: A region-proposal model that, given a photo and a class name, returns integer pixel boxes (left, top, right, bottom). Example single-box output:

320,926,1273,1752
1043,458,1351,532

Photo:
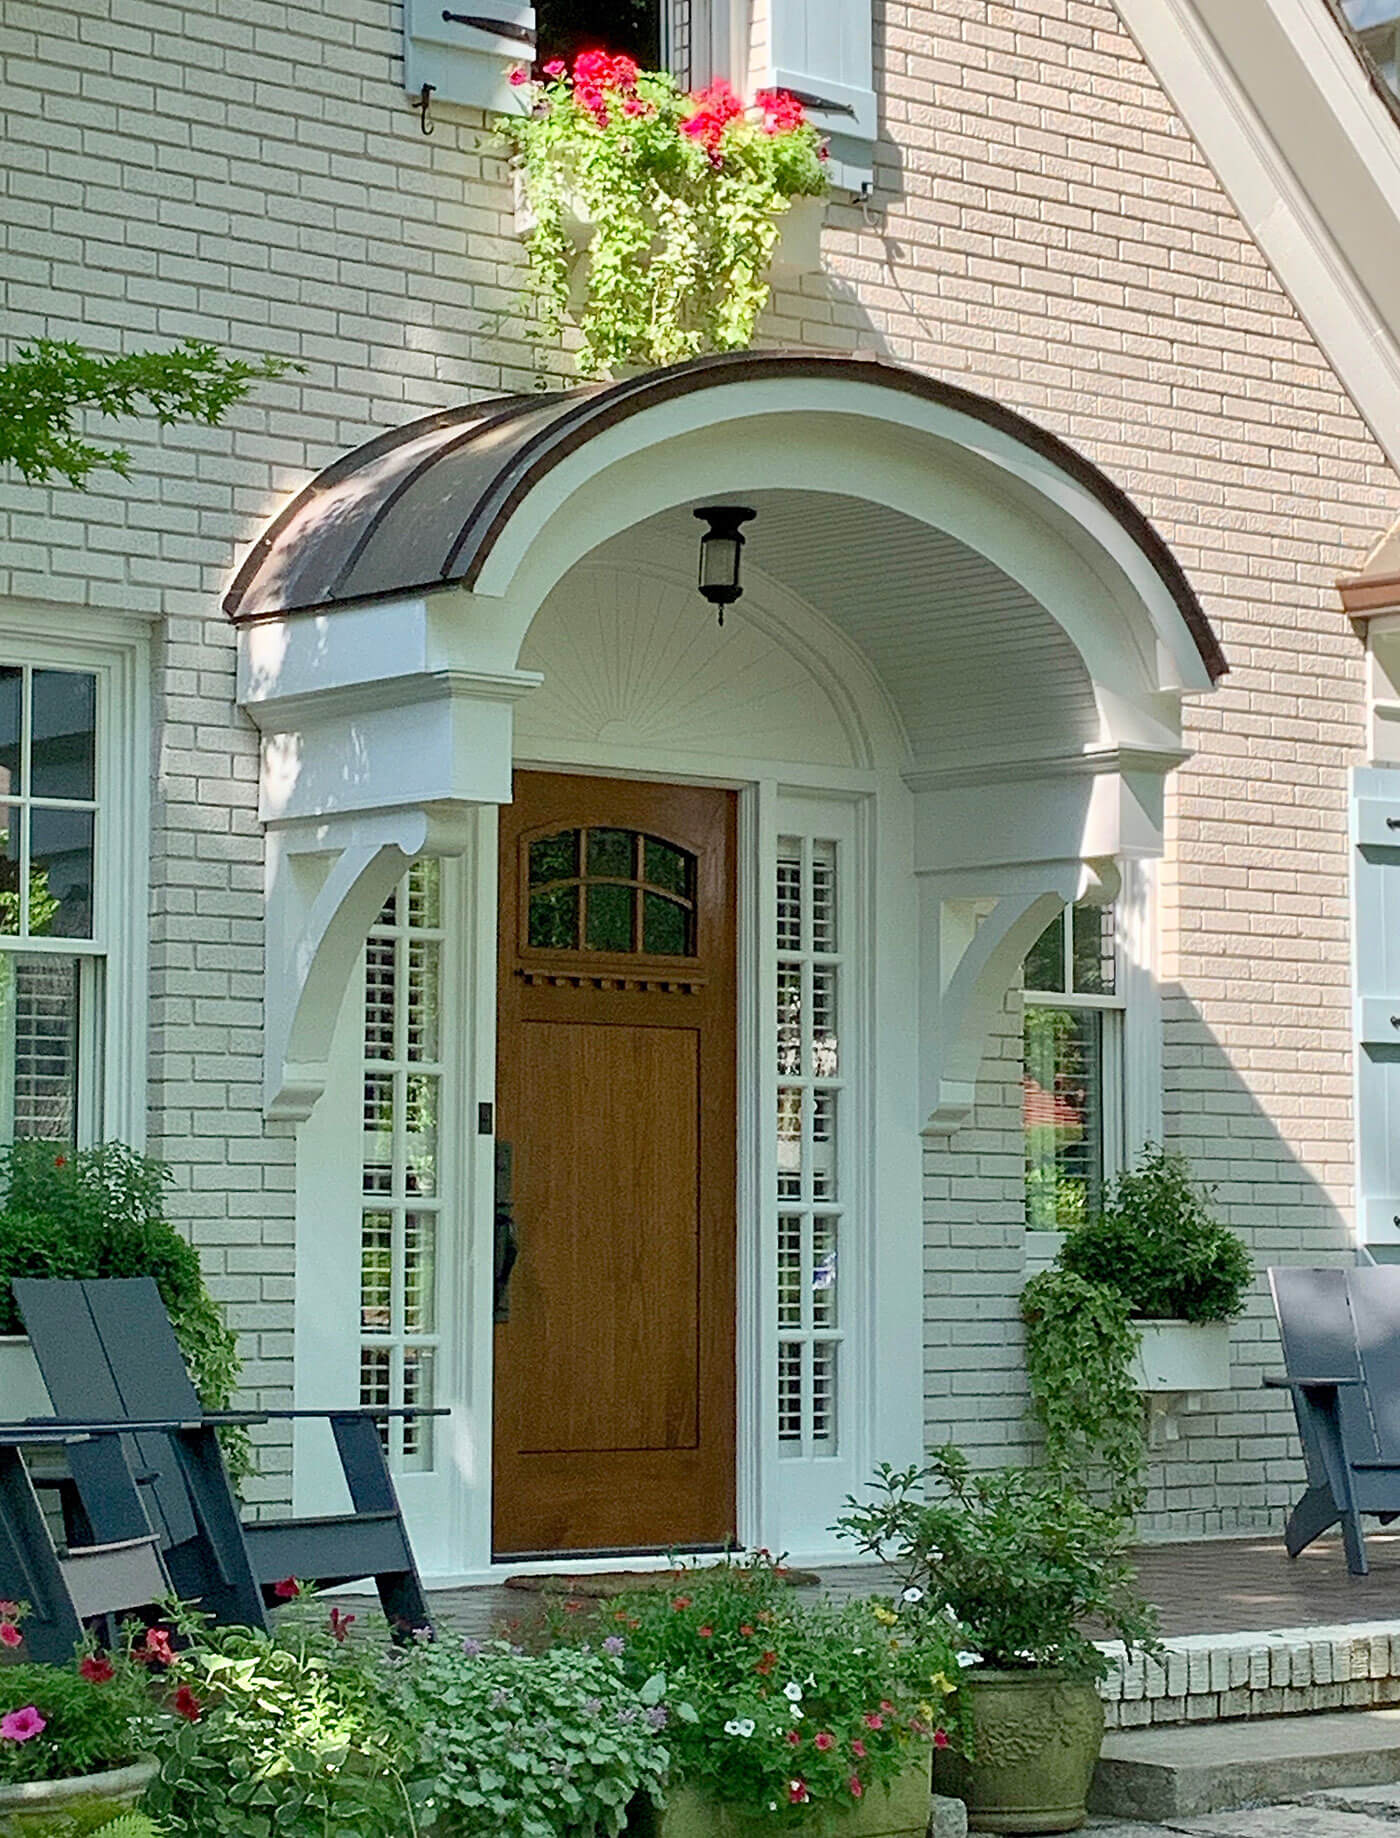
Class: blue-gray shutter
762,0,876,194
404,1,535,114
1353,766,1400,1245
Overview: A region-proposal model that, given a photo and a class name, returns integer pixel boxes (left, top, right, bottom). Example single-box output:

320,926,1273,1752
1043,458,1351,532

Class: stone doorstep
1097,1620,1400,1728
1088,1706,1400,1822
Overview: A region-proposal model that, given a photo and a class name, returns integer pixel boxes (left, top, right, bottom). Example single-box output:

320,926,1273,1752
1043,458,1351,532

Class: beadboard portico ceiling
226,350,1224,1126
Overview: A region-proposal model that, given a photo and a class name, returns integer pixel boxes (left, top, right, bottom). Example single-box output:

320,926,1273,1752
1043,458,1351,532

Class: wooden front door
493,771,738,1556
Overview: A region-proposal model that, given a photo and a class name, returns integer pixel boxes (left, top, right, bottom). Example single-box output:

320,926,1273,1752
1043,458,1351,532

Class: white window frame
0,605,149,1150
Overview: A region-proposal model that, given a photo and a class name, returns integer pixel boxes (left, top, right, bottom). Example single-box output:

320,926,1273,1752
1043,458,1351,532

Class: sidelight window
775,832,844,1457
360,861,445,1473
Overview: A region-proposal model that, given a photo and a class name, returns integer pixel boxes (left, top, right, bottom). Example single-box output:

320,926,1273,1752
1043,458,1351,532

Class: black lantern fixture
693,505,755,624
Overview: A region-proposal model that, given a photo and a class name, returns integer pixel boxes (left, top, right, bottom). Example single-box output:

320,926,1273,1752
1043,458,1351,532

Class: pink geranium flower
0,1707,45,1742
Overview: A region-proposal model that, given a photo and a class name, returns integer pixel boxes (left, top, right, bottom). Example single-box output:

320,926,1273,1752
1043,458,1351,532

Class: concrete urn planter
0,1337,51,1420
0,1756,158,1835
1130,1319,1232,1393
630,1751,935,1838
934,1669,1104,1834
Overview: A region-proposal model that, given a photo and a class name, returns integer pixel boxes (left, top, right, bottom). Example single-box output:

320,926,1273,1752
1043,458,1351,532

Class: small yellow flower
872,1605,897,1626
930,1672,955,1698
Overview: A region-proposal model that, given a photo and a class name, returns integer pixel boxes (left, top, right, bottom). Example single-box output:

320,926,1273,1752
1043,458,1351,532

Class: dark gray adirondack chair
14,1277,439,1636
1268,1265,1400,1575
0,1422,169,1663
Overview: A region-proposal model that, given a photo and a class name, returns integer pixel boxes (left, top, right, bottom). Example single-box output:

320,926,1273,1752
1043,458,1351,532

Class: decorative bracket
264,805,474,1121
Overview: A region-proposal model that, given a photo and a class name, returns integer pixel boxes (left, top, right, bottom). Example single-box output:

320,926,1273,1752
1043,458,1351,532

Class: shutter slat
404,0,536,114
763,0,876,193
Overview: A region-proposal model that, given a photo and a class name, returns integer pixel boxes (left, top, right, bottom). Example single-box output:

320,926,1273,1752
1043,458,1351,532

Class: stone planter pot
0,1755,158,1835
934,1668,1103,1834
1130,1319,1231,1393
631,1750,933,1838
0,1337,51,1420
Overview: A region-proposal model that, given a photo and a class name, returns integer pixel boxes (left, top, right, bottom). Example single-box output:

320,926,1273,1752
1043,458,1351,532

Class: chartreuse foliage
501,52,826,377
0,339,295,489
835,1451,1160,1681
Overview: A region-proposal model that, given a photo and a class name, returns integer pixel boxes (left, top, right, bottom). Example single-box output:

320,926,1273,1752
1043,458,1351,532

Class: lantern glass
699,529,740,595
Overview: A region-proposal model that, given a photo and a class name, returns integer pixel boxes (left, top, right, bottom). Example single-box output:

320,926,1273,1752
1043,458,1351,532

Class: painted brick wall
0,0,1393,1529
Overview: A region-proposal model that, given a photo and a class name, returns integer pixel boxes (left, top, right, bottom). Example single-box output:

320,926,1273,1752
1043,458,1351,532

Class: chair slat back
1269,1265,1377,1460
1346,1266,1400,1462
14,1278,201,1548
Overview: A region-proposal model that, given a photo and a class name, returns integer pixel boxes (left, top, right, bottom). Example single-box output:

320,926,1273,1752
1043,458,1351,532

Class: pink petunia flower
80,1655,114,1684
172,1685,202,1723
543,58,566,77
0,1625,21,1650
814,1731,836,1751
934,1727,950,1749
788,1780,810,1805
849,1775,864,1799
273,1577,301,1601
508,66,529,86
0,1707,45,1742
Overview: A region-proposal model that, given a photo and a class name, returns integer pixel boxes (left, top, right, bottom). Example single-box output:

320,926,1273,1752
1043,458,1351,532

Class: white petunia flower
737,1718,755,1738
783,1681,803,1702
901,1586,924,1604
955,1650,981,1668
790,1704,805,1720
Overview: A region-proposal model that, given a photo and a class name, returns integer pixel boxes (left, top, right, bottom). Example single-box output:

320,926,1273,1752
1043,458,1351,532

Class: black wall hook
412,82,436,134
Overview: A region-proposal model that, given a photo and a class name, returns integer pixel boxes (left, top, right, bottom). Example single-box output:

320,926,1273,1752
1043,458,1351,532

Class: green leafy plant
0,340,295,489
1020,1269,1146,1519
835,1451,1160,1680
391,1638,669,1838
501,53,827,377
545,1554,962,1821
87,1818,167,1838
145,1607,417,1838
0,1142,248,1483
1058,1146,1253,1323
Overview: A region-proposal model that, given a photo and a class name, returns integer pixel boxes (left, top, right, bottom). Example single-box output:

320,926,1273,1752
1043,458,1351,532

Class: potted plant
548,1554,962,1837
500,54,828,378
835,1451,1160,1835
1055,1146,1252,1394
0,1608,167,1837
0,1143,249,1482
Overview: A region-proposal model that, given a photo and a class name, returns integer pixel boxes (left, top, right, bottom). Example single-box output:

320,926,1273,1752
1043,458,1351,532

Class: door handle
493,1141,519,1324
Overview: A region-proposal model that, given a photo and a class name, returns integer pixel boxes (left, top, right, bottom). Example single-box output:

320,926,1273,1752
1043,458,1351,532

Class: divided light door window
1022,904,1124,1231
360,861,447,1475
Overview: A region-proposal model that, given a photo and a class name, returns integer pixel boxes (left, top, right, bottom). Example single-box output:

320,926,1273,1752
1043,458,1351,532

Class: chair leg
1284,1484,1340,1557
1341,1507,1370,1576
169,1429,269,1633
0,1447,84,1666
329,1416,432,1637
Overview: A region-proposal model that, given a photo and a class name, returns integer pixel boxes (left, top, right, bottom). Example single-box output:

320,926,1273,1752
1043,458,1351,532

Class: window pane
0,953,80,1144
812,965,838,1077
407,859,441,930
534,0,661,70
405,1074,438,1197
1023,1005,1104,1230
361,1213,393,1332
586,881,634,952
645,837,690,895
778,1343,803,1444
776,964,801,1076
1024,913,1066,993
777,1087,802,1200
777,846,802,952
643,891,691,955
404,1211,437,1333
0,671,20,800
31,671,96,801
30,806,95,939
529,885,579,949
0,810,19,939
812,1217,838,1329
778,1214,803,1330
812,1341,837,1445
364,938,396,1061
812,1091,837,1201
406,941,440,1062
587,827,634,878
1071,903,1115,996
401,1348,435,1471
811,843,837,953
529,830,578,886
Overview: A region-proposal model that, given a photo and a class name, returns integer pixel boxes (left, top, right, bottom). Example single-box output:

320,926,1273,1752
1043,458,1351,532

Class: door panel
494,770,737,1556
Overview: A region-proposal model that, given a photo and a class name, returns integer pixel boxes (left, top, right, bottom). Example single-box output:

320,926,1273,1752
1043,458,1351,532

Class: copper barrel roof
222,350,1226,683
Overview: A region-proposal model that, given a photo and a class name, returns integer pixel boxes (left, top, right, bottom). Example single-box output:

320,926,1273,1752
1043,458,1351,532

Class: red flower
934,1727,950,1749
755,1649,777,1675
563,1599,585,1614
622,96,648,116
849,1775,865,1800
671,1596,692,1612
273,1577,301,1600
139,1628,174,1667
786,1728,801,1747
863,1712,884,1730
0,1624,21,1650
755,88,807,135
79,1654,114,1683
573,49,639,93
851,1738,867,1760
172,1684,202,1722
697,1625,714,1639
814,1731,836,1752
880,1699,894,1713
788,1780,810,1805
740,1624,755,1637
0,1603,18,1617
328,1608,355,1644
508,66,529,86
543,57,566,77
52,1155,66,1169
681,79,743,153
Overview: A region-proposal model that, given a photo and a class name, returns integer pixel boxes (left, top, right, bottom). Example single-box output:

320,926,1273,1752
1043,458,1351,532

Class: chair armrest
253,1406,451,1422
0,1412,270,1436
1263,1374,1361,1388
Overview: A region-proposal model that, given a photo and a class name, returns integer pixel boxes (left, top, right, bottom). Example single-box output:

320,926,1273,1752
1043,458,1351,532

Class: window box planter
0,1755,158,1835
631,1751,934,1838
1130,1319,1232,1393
0,1336,51,1419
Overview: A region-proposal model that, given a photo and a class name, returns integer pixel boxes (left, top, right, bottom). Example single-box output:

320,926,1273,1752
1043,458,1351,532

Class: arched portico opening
228,351,1223,1576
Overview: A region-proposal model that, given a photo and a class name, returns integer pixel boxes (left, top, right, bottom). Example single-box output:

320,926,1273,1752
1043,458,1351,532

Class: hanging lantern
693,505,756,623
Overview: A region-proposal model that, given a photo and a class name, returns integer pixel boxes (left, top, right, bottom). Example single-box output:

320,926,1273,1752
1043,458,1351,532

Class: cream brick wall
0,0,1393,1528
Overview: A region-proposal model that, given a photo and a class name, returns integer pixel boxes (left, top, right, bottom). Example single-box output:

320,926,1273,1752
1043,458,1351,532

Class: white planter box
1131,1319,1232,1393
0,1335,52,1419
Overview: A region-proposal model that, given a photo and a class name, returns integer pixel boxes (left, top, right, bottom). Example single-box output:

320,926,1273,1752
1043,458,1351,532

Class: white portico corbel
912,745,1182,1136
236,592,542,1120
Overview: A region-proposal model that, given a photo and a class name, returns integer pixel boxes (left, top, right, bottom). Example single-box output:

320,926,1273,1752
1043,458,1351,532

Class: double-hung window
0,623,146,1149
1022,904,1125,1231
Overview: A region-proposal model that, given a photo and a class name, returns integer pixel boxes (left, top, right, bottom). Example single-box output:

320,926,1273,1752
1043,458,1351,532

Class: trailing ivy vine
1020,1267,1146,1521
500,53,827,378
